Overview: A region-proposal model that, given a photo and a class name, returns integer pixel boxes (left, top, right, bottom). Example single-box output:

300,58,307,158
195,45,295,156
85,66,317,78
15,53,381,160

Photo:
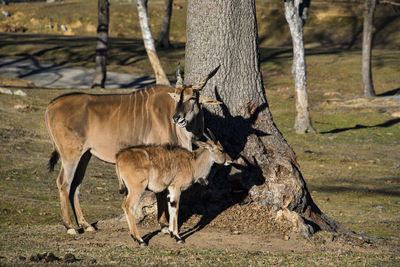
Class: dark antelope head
168,65,221,134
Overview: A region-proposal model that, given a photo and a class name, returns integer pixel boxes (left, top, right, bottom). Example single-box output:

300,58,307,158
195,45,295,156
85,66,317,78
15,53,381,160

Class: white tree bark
361,0,377,97
284,0,316,134
137,0,170,86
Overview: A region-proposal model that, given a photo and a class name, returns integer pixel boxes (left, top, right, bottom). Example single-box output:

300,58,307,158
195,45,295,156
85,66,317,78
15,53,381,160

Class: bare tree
185,0,348,236
361,0,377,97
284,0,316,133
157,0,173,48
137,0,170,85
91,0,109,88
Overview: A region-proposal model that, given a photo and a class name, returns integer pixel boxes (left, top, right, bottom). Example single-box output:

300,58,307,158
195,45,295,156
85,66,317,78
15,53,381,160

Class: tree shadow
320,118,400,134
311,184,400,198
0,33,185,88
377,88,400,97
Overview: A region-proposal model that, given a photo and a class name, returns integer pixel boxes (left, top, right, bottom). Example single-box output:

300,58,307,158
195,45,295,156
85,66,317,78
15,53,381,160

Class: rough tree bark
91,0,109,88
136,0,170,86
361,0,377,97
157,0,173,48
185,0,345,237
284,0,316,134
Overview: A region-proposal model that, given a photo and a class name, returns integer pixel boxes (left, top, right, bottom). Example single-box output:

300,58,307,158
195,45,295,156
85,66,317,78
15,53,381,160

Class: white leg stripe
169,206,176,233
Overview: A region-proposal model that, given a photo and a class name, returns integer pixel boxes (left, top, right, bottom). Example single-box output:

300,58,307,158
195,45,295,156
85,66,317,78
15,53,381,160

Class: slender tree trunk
91,0,109,88
157,0,173,48
185,0,344,237
284,0,315,134
136,0,170,86
361,0,377,97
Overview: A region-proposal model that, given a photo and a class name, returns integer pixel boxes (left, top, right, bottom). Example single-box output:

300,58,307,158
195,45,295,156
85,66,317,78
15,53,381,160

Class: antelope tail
115,164,128,195
48,150,60,172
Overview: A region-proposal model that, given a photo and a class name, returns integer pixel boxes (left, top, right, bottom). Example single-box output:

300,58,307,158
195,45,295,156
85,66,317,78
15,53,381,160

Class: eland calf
115,138,231,246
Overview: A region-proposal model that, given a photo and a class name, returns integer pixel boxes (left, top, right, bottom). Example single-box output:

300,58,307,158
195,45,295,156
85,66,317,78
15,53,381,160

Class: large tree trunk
136,0,170,86
361,0,377,97
185,0,344,237
157,0,173,48
284,0,315,134
91,0,109,88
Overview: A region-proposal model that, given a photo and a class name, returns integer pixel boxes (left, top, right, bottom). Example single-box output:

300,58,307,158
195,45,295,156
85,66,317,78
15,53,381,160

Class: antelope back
46,85,188,163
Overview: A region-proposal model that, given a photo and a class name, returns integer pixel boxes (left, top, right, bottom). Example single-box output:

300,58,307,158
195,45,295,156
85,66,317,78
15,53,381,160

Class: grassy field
1,0,400,266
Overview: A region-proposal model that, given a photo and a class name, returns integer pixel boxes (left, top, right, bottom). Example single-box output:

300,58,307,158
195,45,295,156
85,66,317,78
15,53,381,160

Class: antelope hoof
85,226,95,232
170,233,184,244
67,228,77,235
161,227,170,235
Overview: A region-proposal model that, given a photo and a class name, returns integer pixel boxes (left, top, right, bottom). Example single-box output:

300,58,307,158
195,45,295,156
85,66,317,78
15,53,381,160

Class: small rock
391,112,400,118
14,104,30,111
88,259,97,264
29,255,40,262
14,90,27,96
283,235,290,241
2,10,10,17
323,91,341,97
375,205,382,210
0,87,13,95
64,253,78,263
43,252,59,262
64,248,77,253
67,228,77,235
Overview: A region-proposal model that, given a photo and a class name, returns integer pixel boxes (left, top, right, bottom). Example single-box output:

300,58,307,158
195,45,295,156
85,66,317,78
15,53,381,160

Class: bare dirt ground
5,202,399,266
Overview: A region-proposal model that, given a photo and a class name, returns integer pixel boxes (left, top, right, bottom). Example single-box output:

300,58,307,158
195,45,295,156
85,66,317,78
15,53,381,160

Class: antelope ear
168,92,178,101
199,96,222,105
194,140,207,148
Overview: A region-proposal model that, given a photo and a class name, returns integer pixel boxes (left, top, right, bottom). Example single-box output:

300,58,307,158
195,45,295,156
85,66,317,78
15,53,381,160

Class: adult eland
46,65,220,234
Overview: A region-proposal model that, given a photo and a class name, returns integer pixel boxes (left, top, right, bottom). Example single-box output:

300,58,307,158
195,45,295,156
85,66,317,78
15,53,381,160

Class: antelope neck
193,148,214,180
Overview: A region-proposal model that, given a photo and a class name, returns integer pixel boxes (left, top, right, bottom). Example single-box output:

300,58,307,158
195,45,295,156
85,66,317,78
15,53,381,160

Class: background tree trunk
91,0,109,88
157,0,173,48
185,0,344,237
361,0,377,97
136,0,170,86
284,0,315,134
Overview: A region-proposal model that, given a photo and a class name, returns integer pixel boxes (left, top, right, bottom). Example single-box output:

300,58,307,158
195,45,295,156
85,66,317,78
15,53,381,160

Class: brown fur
115,140,231,245
46,68,221,233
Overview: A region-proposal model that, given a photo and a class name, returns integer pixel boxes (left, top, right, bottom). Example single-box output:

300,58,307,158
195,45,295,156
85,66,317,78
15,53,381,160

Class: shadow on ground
321,118,400,134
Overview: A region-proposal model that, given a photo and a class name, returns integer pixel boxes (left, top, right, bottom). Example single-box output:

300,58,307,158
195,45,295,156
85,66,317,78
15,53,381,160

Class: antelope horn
176,63,183,88
206,128,217,142
203,132,213,142
192,65,220,91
